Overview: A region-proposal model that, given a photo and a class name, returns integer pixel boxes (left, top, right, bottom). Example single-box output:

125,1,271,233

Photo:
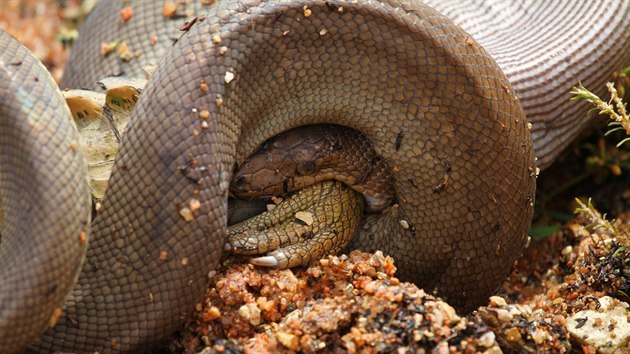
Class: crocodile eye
232,176,247,189
296,161,316,176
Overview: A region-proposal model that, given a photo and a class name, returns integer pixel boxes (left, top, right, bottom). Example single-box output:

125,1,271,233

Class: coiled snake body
1,1,629,353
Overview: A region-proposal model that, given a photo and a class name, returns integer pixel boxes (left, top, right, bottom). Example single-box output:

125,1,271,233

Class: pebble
477,331,496,348
238,303,261,326
567,296,630,354
276,331,299,351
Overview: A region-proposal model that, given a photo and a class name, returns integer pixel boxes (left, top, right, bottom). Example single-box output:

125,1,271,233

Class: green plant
570,80,629,147
574,198,630,248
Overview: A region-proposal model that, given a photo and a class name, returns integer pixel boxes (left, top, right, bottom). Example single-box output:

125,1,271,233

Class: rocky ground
3,1,630,353
170,216,630,354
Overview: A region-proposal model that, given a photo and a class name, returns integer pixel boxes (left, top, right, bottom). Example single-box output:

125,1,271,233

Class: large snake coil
0,1,628,352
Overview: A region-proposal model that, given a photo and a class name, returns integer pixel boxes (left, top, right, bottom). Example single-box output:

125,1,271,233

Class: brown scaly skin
0,31,91,352
230,124,395,211
3,2,534,352
7,0,629,352
228,180,364,268
226,125,394,269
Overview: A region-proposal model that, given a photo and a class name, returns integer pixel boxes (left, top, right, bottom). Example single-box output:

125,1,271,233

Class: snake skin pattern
0,33,91,351
424,0,630,169
0,0,628,352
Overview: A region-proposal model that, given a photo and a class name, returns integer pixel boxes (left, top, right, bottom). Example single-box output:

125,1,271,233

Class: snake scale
1,0,629,353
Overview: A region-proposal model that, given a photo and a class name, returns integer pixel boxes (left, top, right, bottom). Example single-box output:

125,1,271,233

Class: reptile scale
0,1,629,352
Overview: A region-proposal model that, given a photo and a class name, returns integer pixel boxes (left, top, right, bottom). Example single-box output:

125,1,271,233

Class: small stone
158,250,168,261
532,328,547,345
478,331,496,348
163,1,179,18
489,296,507,307
199,80,209,93
179,207,193,221
364,281,378,294
238,303,261,326
206,306,221,320
189,198,201,211
276,331,299,350
567,296,630,354
561,245,573,256
437,302,460,324
117,42,133,62
399,219,409,229
100,41,118,56
224,71,235,83
256,297,275,311
120,6,133,22
504,327,521,342
496,308,513,322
